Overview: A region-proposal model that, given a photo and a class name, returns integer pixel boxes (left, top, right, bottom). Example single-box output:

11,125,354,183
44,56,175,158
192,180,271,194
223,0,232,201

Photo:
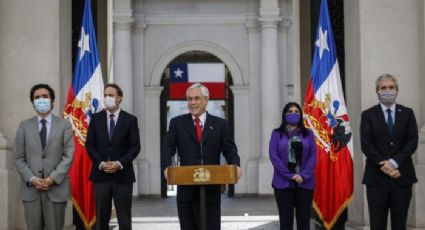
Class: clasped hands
379,160,400,179
292,174,303,184
32,177,55,191
101,161,121,173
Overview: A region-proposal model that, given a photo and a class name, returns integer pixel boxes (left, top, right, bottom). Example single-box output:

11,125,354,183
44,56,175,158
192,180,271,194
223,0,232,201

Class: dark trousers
93,182,133,230
274,187,314,230
366,183,412,230
177,200,221,230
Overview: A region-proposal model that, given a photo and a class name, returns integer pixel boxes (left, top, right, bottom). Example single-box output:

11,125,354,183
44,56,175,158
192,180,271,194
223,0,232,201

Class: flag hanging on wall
169,63,225,99
63,0,104,228
303,0,354,229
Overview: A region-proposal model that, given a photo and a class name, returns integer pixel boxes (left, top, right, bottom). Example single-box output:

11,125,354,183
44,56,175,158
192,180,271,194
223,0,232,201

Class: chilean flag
303,0,354,229
169,63,225,99
63,0,104,228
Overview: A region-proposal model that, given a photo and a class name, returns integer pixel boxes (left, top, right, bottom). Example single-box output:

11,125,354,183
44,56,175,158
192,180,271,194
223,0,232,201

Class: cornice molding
143,13,247,25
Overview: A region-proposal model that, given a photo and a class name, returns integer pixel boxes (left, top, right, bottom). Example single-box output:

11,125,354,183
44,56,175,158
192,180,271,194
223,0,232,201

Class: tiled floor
110,195,354,229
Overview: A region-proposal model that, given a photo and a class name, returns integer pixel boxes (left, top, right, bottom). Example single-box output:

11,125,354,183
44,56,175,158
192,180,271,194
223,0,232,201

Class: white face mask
104,96,117,110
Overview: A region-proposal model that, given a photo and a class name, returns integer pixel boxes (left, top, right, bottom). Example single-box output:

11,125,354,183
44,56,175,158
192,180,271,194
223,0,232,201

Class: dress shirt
29,114,53,185
38,113,52,139
192,112,206,128
379,103,399,168
100,108,123,170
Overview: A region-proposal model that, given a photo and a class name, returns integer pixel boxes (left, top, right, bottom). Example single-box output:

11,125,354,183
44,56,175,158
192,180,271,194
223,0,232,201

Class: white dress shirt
100,109,123,170
379,103,399,168
38,113,52,139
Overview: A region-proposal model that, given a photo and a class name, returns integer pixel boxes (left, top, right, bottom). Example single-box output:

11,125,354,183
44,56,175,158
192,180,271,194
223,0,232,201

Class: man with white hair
163,83,242,230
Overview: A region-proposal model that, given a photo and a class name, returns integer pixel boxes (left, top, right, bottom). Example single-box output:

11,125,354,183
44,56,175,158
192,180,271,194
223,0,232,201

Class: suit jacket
360,104,418,186
269,129,317,190
14,115,74,202
86,110,141,183
162,113,240,203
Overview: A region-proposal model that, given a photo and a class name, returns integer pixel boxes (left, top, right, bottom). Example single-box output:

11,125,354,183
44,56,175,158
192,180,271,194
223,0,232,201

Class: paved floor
109,195,312,229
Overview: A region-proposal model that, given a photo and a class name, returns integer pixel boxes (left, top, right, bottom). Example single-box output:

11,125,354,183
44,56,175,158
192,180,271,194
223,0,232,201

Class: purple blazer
269,129,317,190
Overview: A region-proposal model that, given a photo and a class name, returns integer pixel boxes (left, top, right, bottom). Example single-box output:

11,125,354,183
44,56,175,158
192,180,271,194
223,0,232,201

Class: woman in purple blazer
269,102,317,230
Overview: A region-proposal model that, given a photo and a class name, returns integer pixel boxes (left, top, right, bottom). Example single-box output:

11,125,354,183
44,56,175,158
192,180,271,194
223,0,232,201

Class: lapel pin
209,126,213,130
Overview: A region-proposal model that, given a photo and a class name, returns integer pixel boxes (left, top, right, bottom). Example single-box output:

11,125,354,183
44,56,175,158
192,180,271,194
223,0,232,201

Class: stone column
230,86,250,194
278,19,293,104
245,20,261,194
132,17,147,196
0,132,13,229
113,15,134,113
407,1,425,228
344,0,368,227
140,87,163,195
257,0,282,195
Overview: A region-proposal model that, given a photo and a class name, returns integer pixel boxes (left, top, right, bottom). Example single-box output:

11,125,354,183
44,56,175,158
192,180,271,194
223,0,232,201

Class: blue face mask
33,98,51,113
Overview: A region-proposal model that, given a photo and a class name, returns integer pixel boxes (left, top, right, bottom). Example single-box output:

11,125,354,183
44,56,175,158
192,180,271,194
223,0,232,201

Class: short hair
375,74,398,91
186,83,209,99
30,84,55,103
104,83,123,97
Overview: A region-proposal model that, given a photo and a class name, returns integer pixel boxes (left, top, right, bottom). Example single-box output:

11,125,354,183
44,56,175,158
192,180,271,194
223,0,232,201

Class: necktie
194,117,202,142
40,119,47,150
109,114,115,140
386,108,394,137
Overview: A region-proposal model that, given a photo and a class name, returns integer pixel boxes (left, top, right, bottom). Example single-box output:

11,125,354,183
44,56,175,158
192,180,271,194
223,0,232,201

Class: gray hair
186,83,209,99
375,74,398,91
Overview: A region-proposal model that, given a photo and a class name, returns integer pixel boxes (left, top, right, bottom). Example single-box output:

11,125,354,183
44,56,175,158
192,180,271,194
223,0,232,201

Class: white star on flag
174,68,184,78
78,27,90,60
315,27,329,59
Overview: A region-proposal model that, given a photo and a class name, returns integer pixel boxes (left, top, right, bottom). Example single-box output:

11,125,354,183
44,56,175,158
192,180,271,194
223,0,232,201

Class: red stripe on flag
170,82,225,99
64,88,96,228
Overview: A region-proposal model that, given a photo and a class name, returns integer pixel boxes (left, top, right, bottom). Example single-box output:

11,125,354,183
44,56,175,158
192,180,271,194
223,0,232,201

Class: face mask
105,97,117,109
285,113,301,126
33,98,51,113
104,96,117,110
378,90,397,105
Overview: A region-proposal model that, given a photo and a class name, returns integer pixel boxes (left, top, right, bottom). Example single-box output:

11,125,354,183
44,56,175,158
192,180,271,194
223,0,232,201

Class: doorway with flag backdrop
160,51,236,198
67,0,104,229
303,0,353,229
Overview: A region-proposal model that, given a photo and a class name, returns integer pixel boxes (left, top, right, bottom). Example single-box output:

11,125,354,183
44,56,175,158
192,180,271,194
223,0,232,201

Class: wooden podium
166,165,238,230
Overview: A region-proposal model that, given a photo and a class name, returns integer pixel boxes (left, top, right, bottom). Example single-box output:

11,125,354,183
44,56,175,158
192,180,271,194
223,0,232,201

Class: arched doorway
159,51,235,198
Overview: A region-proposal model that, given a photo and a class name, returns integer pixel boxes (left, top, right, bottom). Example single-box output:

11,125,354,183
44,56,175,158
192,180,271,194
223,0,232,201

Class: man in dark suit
162,83,241,230
360,74,418,230
86,83,141,230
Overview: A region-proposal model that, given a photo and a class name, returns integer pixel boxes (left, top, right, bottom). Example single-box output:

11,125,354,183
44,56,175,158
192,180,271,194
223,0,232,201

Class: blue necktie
109,114,115,140
386,108,394,137
40,119,47,150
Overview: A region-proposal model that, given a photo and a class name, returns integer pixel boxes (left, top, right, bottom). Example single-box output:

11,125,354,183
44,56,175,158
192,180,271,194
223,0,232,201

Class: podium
166,165,238,230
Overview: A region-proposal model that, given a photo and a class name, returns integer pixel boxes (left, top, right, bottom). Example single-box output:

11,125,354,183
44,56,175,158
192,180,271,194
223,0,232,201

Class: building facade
0,0,424,229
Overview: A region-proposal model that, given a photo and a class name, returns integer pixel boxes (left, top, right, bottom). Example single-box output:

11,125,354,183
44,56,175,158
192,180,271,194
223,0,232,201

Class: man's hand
236,166,242,180
40,177,55,190
103,161,121,173
389,169,401,179
163,168,168,180
31,177,45,191
379,160,396,174
292,174,303,184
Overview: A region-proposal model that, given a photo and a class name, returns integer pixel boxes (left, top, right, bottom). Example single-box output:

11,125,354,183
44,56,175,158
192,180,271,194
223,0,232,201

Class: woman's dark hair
275,102,308,137
30,84,55,103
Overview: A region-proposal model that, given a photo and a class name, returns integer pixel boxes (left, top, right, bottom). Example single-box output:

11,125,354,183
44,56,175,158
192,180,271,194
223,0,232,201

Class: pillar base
258,158,273,194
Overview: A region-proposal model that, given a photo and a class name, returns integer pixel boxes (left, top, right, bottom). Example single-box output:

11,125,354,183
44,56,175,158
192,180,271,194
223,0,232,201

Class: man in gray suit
15,84,74,230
